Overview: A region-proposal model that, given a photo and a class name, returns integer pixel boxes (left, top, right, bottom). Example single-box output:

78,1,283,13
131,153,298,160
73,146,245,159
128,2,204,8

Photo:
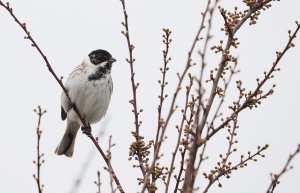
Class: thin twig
165,75,195,193
104,136,117,193
155,28,172,153
195,0,220,130
153,28,172,187
33,106,47,193
119,0,147,183
202,144,269,193
266,144,300,193
0,2,124,193
94,171,102,193
173,148,187,193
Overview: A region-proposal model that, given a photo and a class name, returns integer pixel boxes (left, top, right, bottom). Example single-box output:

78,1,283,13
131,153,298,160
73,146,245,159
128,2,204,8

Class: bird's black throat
88,62,112,81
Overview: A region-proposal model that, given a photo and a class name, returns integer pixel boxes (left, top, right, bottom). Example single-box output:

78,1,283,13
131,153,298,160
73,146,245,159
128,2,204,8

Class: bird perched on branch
55,49,116,157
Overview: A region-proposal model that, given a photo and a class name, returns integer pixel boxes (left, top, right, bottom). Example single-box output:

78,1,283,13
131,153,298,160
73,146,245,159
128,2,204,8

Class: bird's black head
87,49,116,81
88,49,114,65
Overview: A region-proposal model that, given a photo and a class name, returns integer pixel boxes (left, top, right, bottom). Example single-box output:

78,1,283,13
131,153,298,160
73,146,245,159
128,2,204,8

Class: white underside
56,60,113,157
61,61,113,125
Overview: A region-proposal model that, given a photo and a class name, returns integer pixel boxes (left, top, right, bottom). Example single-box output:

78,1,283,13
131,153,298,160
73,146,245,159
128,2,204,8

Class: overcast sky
1,1,300,193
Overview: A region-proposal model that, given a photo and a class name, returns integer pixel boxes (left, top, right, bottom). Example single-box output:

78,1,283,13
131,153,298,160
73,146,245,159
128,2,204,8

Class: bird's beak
109,58,117,63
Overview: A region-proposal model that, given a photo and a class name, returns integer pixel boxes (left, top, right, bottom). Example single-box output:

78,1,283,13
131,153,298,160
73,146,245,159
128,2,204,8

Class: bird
55,49,116,157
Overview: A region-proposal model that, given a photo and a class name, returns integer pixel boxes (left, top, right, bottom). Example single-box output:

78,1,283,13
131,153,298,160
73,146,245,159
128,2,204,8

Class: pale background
0,1,299,193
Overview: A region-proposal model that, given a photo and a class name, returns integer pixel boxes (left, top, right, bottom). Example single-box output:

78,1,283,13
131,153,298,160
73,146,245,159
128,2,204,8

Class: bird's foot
67,101,75,111
81,125,91,135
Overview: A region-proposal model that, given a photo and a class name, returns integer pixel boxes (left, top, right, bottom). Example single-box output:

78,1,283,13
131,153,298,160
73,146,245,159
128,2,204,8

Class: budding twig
266,144,300,193
33,106,47,193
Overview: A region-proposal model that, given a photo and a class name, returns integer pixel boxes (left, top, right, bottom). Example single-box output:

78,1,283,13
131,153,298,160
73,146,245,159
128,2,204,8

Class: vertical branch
104,136,117,193
155,28,172,151
120,0,142,135
173,148,187,193
94,171,102,193
119,0,147,179
33,106,47,193
156,0,212,147
0,2,125,193
195,0,220,131
165,75,195,193
140,1,212,192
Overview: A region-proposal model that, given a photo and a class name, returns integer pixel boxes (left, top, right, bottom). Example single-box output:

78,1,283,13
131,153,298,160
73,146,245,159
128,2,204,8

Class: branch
207,21,300,142
33,106,47,193
165,75,195,193
94,171,102,193
119,0,147,181
104,136,117,193
140,1,212,192
0,2,125,193
155,28,172,152
183,1,279,192
202,144,269,193
173,148,187,193
266,144,300,193
195,0,220,129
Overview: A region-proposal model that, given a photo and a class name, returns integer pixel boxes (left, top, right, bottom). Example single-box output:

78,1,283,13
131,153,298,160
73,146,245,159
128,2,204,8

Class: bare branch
94,171,102,193
207,21,300,142
119,0,148,184
203,144,269,193
141,1,212,192
165,75,196,193
33,106,47,193
183,1,282,192
266,144,300,193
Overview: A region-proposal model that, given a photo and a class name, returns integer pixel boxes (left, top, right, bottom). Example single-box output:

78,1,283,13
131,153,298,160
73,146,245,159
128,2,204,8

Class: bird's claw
81,126,92,135
68,102,75,111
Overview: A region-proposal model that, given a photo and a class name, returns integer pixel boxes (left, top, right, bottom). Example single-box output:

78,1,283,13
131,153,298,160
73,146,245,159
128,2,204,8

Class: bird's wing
61,88,69,121
60,62,88,121
61,106,67,120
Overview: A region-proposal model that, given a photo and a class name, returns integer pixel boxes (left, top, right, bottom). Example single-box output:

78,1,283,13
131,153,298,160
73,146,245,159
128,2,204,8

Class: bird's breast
77,75,113,123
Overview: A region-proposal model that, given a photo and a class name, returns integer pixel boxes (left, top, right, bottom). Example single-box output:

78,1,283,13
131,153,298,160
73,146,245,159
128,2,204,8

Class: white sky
0,1,300,193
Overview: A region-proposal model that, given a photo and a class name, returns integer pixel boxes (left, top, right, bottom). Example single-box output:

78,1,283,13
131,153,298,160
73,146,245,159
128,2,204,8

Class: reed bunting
55,49,116,157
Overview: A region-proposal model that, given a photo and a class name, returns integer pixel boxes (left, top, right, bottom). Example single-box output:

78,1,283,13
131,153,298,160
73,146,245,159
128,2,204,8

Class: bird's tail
55,121,80,157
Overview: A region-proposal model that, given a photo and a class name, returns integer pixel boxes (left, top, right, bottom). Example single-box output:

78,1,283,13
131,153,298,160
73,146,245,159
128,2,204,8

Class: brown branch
140,1,212,192
173,148,187,193
195,0,220,130
153,28,172,188
33,106,47,193
120,0,142,136
183,1,276,192
266,144,300,193
0,2,125,193
155,28,172,152
165,75,195,193
104,136,117,193
202,144,269,193
94,171,102,193
119,0,147,182
207,21,300,142
194,61,238,183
